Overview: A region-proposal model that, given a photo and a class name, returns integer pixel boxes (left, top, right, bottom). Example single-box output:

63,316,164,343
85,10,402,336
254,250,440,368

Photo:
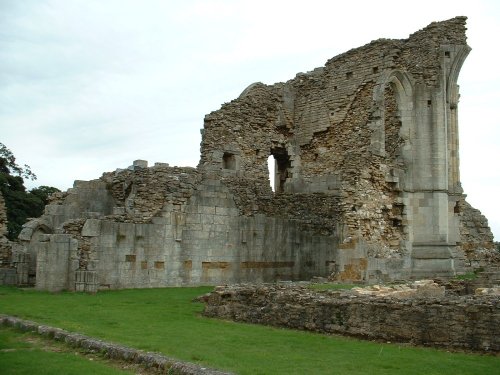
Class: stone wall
458,199,498,267
15,17,497,291
18,163,337,291
0,191,16,285
198,16,495,281
201,284,499,352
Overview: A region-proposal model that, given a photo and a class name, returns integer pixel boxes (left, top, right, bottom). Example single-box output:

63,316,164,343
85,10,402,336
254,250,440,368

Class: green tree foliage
0,142,60,240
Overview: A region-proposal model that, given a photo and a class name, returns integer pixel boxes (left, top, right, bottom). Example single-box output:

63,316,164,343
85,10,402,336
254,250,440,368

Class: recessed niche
154,261,165,269
223,152,236,170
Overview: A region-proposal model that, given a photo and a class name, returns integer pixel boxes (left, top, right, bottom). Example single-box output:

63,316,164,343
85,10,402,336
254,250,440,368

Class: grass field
0,286,498,374
0,326,133,374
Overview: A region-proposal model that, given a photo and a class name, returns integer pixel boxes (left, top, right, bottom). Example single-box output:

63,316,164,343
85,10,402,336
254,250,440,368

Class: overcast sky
1,0,499,240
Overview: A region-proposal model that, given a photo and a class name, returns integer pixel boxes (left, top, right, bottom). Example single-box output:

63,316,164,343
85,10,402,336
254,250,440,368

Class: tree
0,142,60,240
0,142,36,181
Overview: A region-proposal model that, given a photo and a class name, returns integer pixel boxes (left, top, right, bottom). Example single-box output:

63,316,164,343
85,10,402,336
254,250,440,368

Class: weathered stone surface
12,17,497,291
351,279,445,298
201,284,499,352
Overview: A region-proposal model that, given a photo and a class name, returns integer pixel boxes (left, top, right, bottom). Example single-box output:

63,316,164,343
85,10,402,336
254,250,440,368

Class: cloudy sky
1,0,499,239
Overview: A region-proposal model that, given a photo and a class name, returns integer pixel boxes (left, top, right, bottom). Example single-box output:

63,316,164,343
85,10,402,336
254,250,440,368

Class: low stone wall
200,284,499,352
0,315,232,375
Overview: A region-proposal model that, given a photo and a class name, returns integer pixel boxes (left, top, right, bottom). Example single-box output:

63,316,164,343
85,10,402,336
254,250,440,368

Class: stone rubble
351,279,445,298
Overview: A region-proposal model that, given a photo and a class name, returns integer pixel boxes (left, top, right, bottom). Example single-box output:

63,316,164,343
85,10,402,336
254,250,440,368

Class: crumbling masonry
7,17,497,291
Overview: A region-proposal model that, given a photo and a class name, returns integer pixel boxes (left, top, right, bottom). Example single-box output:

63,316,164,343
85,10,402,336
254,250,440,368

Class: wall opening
267,155,275,191
223,152,236,170
270,148,291,193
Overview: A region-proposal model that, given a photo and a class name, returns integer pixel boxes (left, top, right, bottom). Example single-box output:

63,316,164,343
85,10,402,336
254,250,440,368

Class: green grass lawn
0,326,133,374
0,286,498,374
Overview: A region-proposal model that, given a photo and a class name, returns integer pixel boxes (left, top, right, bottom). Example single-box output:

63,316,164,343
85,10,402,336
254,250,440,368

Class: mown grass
0,326,132,374
0,286,498,374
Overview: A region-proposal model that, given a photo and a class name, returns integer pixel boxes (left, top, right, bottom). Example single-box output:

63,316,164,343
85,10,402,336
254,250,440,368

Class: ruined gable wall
199,20,472,250
197,17,495,282
201,83,288,181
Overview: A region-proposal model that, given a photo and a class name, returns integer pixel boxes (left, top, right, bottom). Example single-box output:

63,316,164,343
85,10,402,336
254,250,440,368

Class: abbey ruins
0,17,497,291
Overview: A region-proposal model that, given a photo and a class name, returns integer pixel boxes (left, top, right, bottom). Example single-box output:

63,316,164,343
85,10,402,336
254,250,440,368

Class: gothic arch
445,45,471,191
371,70,415,189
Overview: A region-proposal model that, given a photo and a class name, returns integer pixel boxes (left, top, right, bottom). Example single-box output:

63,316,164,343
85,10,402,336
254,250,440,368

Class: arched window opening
384,83,403,159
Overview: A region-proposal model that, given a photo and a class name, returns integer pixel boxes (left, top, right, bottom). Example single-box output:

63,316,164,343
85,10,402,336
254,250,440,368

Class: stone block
82,219,102,237
51,234,72,244
133,160,148,168
185,214,201,224
411,244,453,259
199,206,216,215
0,268,17,285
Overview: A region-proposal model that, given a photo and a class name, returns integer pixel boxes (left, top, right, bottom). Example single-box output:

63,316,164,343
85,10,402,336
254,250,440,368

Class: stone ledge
0,315,233,375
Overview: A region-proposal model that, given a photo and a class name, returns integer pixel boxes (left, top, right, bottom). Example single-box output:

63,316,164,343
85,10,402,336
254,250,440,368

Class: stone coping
0,315,233,375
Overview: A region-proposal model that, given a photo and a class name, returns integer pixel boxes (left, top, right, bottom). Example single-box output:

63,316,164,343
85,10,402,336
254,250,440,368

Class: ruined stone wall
198,16,494,281
458,199,498,267
100,163,201,223
0,191,11,267
198,17,472,248
202,284,499,352
20,162,337,291
0,191,29,285
17,17,497,291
